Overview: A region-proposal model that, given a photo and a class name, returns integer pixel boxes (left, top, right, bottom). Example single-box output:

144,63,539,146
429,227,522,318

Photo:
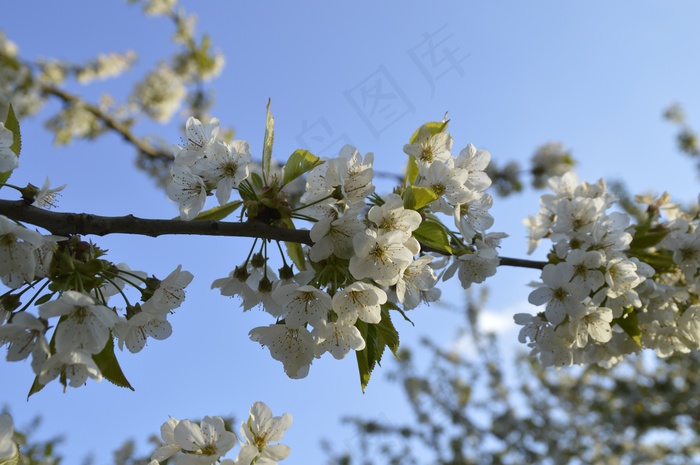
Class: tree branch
0,200,547,269
40,85,174,163
0,200,313,244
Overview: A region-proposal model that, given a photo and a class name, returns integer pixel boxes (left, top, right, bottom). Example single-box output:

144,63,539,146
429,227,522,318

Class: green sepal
613,309,642,348
403,185,439,211
262,99,274,185
190,200,242,221
413,220,453,255
282,149,323,187
355,305,401,392
0,103,21,187
93,334,134,390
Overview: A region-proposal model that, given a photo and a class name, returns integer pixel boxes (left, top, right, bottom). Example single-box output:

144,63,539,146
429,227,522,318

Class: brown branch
40,85,173,163
0,200,547,269
0,200,313,244
498,256,546,270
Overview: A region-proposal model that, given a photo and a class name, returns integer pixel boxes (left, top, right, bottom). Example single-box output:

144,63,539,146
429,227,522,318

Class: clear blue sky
2,2,700,464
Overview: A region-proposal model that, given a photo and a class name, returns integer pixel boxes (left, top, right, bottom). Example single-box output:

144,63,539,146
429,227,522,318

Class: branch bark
0,200,547,269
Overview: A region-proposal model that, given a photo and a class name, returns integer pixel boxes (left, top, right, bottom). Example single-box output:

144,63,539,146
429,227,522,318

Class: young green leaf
613,309,642,348
262,99,274,185
413,220,453,255
282,149,323,187
190,200,242,221
403,185,439,211
408,120,449,145
0,103,21,187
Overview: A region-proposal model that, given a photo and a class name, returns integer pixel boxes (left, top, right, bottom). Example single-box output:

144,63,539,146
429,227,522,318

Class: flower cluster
167,116,252,219
151,401,291,465
516,173,700,367
194,115,503,381
0,119,194,392
0,231,193,389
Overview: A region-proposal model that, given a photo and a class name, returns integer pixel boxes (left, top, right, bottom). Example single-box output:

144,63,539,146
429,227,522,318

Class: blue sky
2,2,700,464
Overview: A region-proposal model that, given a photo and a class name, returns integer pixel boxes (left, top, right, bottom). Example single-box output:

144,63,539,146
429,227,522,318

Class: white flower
0,312,49,373
332,281,387,324
114,310,172,354
249,324,314,379
0,215,45,288
193,140,251,205
313,320,366,359
453,191,494,242
235,402,292,465
568,306,613,348
605,257,643,298
527,263,587,325
272,284,332,328
174,116,221,166
454,143,492,191
403,131,453,171
31,177,66,209
443,246,499,290
0,122,18,173
367,193,422,236
39,290,120,354
38,348,103,387
563,249,605,294
167,166,208,220
349,229,414,286
153,416,236,465
309,215,366,262
396,255,438,310
418,160,470,207
0,413,18,462
148,265,194,313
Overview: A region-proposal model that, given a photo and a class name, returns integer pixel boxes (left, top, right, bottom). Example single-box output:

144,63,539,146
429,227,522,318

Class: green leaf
282,149,323,186
630,227,670,250
376,305,400,359
408,120,449,145
403,185,439,211
355,306,401,392
93,335,134,390
383,299,414,326
613,310,642,348
262,99,274,185
0,103,21,187
191,201,242,221
34,294,53,306
413,220,453,254
285,242,306,271
405,155,419,186
249,172,264,191
355,319,376,393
